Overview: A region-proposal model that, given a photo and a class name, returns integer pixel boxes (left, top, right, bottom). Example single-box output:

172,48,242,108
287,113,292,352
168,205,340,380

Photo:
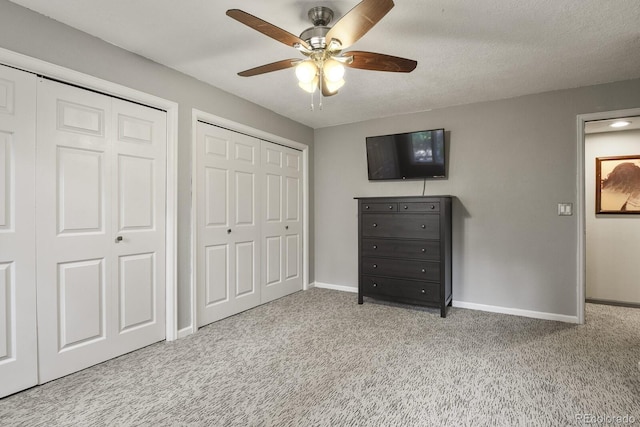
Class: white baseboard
314,281,358,293
312,281,578,323
177,325,194,339
452,300,579,324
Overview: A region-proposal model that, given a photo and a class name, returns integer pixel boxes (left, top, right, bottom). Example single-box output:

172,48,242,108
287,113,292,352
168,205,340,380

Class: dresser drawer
361,213,440,239
362,256,440,281
361,275,439,303
361,202,397,212
398,202,440,212
361,238,440,260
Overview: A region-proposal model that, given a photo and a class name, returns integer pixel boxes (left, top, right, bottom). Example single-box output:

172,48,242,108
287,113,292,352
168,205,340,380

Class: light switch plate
558,203,573,216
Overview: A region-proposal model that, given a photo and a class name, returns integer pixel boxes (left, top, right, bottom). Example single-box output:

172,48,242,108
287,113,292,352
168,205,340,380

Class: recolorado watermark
576,414,636,424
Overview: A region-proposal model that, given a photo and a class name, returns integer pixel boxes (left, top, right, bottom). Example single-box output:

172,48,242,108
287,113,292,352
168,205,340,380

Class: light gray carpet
1,288,639,426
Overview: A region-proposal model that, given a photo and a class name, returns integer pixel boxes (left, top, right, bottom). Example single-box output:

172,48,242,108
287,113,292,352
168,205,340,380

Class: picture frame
595,155,640,214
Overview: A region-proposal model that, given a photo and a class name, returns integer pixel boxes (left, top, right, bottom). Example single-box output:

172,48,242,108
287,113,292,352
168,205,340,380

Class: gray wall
314,79,640,317
585,129,640,304
0,0,314,330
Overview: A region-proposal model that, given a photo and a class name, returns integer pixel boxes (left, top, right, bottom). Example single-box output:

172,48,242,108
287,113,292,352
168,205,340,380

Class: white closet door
0,65,37,398
196,122,261,327
261,141,303,303
36,79,166,383
110,99,166,353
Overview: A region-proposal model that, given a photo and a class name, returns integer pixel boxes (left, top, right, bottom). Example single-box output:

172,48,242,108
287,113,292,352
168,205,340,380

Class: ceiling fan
226,0,417,98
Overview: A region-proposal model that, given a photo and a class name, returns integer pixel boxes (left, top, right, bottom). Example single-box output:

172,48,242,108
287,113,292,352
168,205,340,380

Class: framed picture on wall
596,155,640,214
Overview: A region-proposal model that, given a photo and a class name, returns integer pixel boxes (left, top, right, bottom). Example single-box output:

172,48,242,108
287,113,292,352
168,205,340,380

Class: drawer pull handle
373,283,377,287
365,205,370,209
421,268,426,273
421,289,426,294
430,205,435,210
421,224,426,229
403,205,408,210
372,223,378,228
373,245,377,249
373,264,378,268
389,205,393,209
421,248,426,253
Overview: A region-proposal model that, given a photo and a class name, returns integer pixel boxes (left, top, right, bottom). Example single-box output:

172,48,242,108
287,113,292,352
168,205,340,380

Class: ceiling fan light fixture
295,60,318,83
299,76,319,93
323,59,345,83
324,77,345,93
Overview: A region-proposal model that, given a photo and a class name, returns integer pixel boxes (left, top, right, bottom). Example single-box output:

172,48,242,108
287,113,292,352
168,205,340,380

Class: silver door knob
421,289,426,294
372,283,377,287
115,236,123,243
421,224,426,229
372,223,377,227
421,269,426,273
373,264,377,268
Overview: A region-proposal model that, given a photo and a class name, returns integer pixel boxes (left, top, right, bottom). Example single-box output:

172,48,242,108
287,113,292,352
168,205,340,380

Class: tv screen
366,128,445,180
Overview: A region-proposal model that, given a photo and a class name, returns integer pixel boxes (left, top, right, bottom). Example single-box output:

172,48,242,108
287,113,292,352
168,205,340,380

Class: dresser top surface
354,195,453,200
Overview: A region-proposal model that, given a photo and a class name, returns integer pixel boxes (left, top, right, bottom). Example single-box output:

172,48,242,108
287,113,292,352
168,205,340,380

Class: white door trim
188,109,309,337
0,47,179,341
576,107,640,325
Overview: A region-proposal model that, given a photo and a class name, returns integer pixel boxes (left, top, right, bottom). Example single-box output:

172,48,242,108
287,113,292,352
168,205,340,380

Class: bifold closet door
36,79,167,383
261,142,303,303
0,65,38,398
196,122,261,327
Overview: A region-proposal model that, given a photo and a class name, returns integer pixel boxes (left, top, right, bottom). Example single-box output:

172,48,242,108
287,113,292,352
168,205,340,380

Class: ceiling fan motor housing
300,26,330,49
300,6,335,50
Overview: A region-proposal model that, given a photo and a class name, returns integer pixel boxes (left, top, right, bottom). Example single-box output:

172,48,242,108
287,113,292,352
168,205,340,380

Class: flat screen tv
366,128,445,180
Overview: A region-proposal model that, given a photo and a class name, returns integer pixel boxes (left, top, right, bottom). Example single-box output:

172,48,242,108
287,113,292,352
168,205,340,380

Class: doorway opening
578,109,640,322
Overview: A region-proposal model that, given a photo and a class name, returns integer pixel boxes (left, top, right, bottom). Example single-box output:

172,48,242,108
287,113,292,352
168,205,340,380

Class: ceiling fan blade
227,9,311,50
324,0,394,49
345,51,417,72
237,59,299,77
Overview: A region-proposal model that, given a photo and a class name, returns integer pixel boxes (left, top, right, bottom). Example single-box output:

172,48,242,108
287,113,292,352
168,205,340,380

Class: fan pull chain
310,90,314,111
319,66,323,110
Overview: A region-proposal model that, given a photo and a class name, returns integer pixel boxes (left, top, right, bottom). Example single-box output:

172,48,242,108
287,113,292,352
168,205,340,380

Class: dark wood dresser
355,196,453,317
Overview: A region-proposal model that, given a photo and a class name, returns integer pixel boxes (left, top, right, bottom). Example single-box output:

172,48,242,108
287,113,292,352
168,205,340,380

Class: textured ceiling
8,0,640,129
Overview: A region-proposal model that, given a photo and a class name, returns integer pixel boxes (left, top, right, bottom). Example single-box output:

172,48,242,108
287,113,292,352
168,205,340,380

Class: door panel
286,176,299,221
261,141,303,303
266,236,281,286
197,122,261,327
0,65,37,398
266,174,282,222
56,146,104,234
205,167,228,226
36,80,166,383
118,154,154,230
285,235,300,280
0,262,14,359
205,244,228,306
235,171,254,225
57,258,105,349
235,241,255,296
110,99,165,347
118,252,155,331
